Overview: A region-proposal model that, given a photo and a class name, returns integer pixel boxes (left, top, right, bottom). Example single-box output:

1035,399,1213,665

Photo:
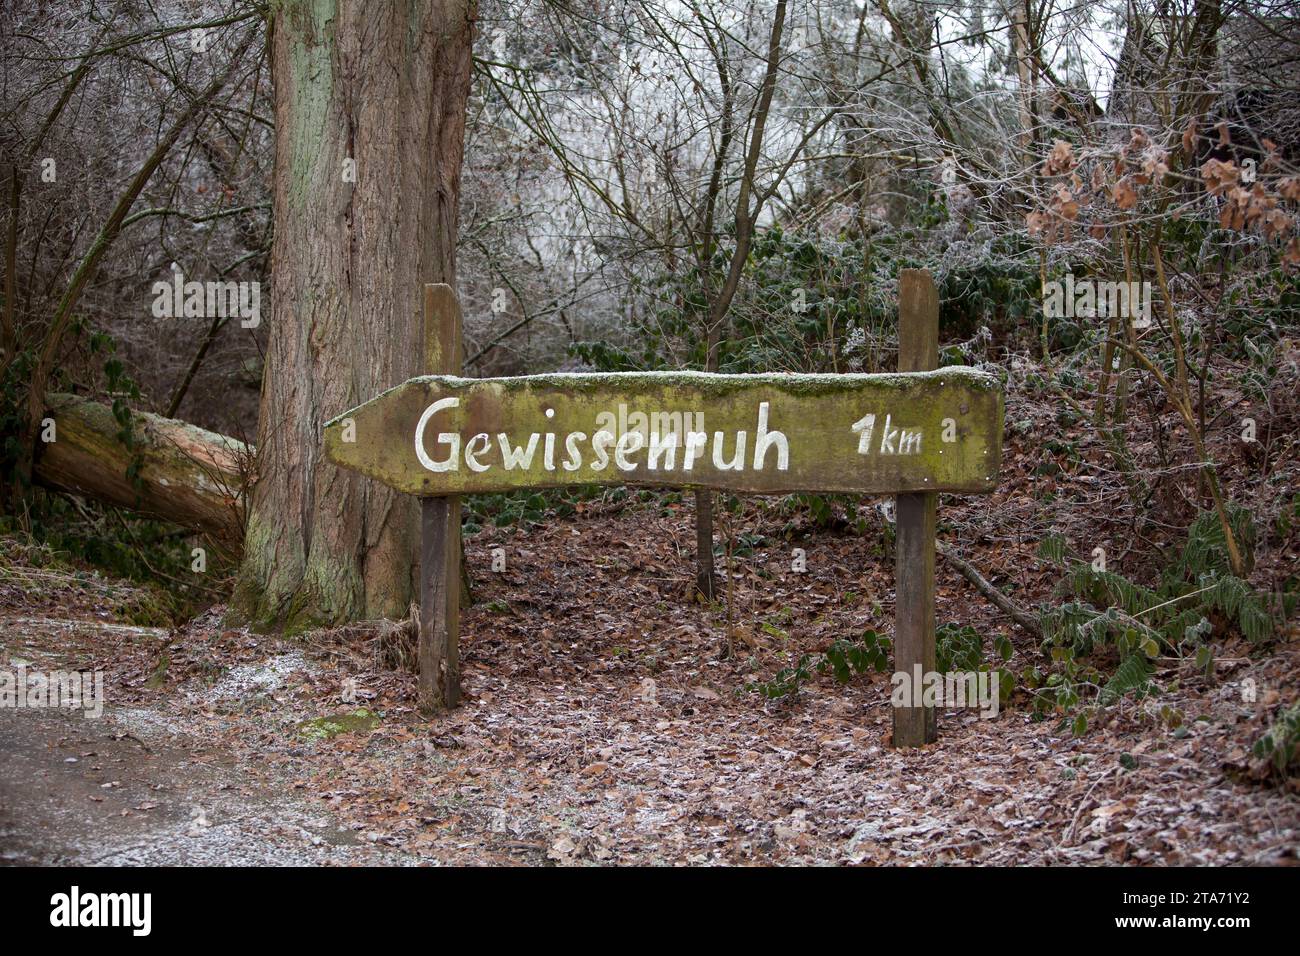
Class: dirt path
0,704,415,866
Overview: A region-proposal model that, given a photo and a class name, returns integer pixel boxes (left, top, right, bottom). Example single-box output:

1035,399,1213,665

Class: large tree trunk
230,1,475,631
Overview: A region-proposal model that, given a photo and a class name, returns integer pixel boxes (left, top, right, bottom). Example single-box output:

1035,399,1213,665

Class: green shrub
1253,704,1300,779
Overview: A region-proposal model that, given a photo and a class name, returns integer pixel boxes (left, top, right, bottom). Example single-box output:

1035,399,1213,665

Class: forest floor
2,363,1298,865
2,516,1297,865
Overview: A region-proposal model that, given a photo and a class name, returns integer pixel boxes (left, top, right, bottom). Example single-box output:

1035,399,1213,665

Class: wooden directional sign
323,367,1003,497
329,273,1004,748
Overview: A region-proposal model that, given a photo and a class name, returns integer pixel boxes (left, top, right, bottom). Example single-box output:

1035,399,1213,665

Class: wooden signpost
895,271,940,746
419,284,463,715
326,273,1003,746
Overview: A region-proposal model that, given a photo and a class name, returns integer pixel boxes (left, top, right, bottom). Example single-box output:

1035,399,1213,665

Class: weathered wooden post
419,283,463,714
893,269,939,747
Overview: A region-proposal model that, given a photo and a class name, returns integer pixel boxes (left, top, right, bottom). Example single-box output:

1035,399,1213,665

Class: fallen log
34,393,248,540
32,394,474,605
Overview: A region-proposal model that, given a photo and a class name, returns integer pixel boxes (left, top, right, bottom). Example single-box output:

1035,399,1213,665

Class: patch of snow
203,651,313,703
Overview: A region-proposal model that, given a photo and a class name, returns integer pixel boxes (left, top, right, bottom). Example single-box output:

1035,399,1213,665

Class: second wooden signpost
325,271,1004,746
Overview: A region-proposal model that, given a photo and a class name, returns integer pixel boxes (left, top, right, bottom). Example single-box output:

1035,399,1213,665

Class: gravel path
0,704,416,866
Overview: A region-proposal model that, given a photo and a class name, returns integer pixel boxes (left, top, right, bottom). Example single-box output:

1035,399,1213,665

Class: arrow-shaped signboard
324,367,1003,497
326,275,1001,747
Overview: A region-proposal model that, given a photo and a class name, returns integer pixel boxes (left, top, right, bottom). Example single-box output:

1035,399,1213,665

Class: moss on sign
324,368,1003,497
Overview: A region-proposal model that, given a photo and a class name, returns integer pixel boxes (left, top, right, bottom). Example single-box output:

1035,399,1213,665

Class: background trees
2,0,1297,640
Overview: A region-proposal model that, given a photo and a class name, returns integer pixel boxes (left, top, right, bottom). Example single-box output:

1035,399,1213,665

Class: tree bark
231,0,475,631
